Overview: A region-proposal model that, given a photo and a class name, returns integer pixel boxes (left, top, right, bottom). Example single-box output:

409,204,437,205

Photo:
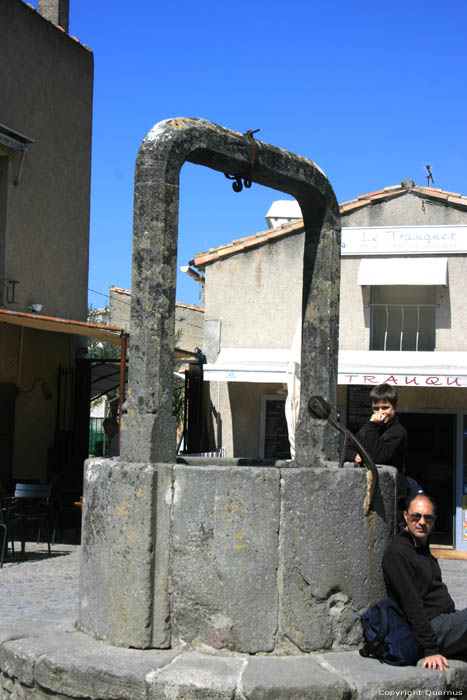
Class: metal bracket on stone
308,395,379,515
224,129,260,192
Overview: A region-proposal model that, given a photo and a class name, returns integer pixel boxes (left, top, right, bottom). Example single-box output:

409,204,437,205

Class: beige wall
339,258,370,350
202,234,303,457
211,380,287,458
437,257,467,351
0,0,93,321
339,255,467,352
3,326,72,483
0,2,93,484
204,233,303,352
109,286,204,354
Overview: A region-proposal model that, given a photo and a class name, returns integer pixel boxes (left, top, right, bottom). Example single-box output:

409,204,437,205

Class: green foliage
173,384,185,428
87,305,121,360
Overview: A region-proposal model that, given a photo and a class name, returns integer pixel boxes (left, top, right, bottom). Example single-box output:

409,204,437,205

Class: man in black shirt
383,493,467,671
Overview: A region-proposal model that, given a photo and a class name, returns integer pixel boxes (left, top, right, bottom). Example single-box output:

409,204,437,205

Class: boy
347,383,408,471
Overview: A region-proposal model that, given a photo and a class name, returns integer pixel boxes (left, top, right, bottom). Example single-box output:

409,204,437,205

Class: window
370,286,436,351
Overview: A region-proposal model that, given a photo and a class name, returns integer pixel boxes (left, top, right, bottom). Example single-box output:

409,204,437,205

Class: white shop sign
339,373,466,388
341,225,467,256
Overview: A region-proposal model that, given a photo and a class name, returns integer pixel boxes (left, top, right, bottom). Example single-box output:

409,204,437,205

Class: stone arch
121,117,341,466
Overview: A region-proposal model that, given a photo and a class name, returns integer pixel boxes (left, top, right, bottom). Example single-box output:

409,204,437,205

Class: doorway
399,412,456,546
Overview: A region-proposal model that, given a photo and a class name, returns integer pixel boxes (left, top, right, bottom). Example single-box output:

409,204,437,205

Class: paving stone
240,655,350,699
147,652,245,699
315,651,447,699
0,630,92,687
35,640,178,700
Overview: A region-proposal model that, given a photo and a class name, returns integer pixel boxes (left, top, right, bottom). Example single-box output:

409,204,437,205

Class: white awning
204,347,467,388
203,348,292,383
357,257,448,286
338,350,467,388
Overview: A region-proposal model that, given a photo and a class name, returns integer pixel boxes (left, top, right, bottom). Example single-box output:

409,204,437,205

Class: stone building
109,286,204,355
0,0,94,486
191,180,467,552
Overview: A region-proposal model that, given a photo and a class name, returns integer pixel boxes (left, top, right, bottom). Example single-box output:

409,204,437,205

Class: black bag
360,598,422,666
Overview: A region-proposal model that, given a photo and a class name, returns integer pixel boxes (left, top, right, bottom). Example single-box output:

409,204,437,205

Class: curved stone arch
121,117,341,466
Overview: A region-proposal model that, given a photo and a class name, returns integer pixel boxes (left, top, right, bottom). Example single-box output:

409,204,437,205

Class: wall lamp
16,377,53,400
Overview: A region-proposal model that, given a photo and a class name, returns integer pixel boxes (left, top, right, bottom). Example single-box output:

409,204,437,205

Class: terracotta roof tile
447,195,467,206
369,191,404,202
340,200,368,213
22,0,93,52
110,286,131,295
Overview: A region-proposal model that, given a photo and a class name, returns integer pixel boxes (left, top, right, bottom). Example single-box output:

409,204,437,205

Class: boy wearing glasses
382,493,467,672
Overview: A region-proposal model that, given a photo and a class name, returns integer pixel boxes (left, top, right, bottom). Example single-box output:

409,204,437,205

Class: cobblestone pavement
1,541,466,622
0,542,80,621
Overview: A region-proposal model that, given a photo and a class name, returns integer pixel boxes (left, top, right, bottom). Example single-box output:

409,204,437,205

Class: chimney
37,0,70,32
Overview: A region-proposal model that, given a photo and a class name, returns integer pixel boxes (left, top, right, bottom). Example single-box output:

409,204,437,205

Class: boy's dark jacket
346,416,407,470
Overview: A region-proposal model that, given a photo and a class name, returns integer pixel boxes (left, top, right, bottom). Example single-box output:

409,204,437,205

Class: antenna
425,165,434,188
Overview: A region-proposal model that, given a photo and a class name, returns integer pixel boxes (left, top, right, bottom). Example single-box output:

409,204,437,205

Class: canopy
0,308,125,345
357,257,448,286
339,350,467,388
203,348,291,383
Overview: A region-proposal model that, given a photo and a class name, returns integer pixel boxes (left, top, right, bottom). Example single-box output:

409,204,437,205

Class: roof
191,219,304,268
191,183,467,269
110,286,204,313
22,1,92,52
340,183,467,215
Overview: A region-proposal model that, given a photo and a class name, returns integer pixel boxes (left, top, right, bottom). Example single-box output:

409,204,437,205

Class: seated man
382,492,467,671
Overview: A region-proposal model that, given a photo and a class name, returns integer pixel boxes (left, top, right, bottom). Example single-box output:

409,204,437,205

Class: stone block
170,465,280,653
35,640,177,700
316,651,446,699
0,632,91,688
147,652,244,700
438,658,467,694
278,466,397,651
78,459,172,648
240,656,350,699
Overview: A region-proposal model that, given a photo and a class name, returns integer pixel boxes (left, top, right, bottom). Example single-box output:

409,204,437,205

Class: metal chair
0,523,6,567
12,483,53,556
0,487,18,566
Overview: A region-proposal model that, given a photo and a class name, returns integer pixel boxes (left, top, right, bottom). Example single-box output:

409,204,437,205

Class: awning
357,257,448,286
0,308,126,345
90,361,126,401
0,308,196,358
205,348,467,389
339,350,467,388
203,348,292,383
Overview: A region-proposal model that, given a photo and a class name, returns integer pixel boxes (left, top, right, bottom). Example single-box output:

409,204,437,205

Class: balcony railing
370,303,437,351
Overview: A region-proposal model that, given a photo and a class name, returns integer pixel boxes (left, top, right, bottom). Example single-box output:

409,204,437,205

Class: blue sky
31,0,467,309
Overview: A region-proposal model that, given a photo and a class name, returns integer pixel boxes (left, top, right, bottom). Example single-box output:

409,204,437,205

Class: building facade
191,181,467,550
109,286,204,355
0,0,93,486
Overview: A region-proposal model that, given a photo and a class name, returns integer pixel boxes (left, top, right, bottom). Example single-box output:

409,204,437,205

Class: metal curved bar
308,396,379,515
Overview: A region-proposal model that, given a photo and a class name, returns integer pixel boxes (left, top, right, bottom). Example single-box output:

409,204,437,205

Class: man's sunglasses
407,512,436,524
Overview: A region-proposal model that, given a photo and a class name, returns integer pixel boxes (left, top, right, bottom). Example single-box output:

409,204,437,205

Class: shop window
370,285,436,351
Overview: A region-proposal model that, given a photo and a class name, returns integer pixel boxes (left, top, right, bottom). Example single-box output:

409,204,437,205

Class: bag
360,598,422,666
